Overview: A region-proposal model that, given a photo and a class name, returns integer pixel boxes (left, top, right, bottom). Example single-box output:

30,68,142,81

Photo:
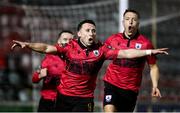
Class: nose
89,30,93,36
129,19,133,25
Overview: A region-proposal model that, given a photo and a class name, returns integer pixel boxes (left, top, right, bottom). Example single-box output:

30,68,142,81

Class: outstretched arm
11,40,57,53
117,48,168,59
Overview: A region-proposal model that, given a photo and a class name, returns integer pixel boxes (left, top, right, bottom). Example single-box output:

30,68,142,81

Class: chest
65,48,105,75
66,48,103,61
110,38,148,49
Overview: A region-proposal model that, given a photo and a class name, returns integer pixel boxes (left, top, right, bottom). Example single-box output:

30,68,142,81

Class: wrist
152,86,158,89
25,42,29,47
146,50,152,55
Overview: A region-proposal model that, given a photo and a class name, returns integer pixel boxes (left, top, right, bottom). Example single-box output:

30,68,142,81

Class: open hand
152,48,169,55
11,40,27,50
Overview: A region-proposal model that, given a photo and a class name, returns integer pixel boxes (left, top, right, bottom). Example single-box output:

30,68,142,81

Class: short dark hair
77,19,96,31
123,9,140,19
58,30,73,37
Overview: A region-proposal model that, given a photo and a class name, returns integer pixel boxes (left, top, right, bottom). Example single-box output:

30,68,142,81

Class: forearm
150,64,160,88
117,49,151,59
25,42,56,53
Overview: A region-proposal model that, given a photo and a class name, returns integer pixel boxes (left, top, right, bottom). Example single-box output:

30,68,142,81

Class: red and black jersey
55,39,119,97
103,33,156,93
32,54,65,100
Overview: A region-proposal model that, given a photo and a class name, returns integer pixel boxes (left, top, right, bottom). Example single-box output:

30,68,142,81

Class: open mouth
129,26,133,30
89,38,93,42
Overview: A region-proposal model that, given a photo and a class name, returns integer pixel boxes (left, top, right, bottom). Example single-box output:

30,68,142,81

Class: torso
103,33,156,92
56,39,106,97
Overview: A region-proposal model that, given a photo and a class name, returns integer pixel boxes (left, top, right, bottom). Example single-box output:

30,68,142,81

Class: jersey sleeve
55,44,66,53
101,43,119,60
32,71,40,83
102,34,119,59
54,41,72,54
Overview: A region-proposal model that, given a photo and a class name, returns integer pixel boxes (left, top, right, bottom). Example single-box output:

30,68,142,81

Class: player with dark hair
103,9,163,112
32,30,73,112
11,19,168,112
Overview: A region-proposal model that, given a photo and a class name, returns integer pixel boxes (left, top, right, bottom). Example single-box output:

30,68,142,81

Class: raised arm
11,40,57,53
117,48,168,59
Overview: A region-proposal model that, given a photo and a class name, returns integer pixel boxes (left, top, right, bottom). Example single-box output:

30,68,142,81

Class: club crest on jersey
93,50,99,56
135,43,142,49
105,95,112,102
107,45,112,49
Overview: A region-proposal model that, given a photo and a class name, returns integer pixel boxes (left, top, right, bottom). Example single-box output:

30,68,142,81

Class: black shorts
55,92,94,112
103,81,138,112
37,97,56,112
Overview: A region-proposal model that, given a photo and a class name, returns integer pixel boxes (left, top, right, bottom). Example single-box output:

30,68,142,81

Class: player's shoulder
108,33,123,38
43,54,56,60
105,33,123,43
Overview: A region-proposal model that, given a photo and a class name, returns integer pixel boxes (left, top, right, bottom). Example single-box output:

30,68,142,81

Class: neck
78,38,88,49
124,32,131,39
124,30,138,39
79,38,87,47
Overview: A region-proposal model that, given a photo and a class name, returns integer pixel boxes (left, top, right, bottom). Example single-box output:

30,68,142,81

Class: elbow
43,46,49,53
44,46,56,53
40,46,50,53
44,48,49,53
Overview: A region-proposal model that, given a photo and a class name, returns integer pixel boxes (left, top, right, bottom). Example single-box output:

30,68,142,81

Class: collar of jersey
123,31,140,40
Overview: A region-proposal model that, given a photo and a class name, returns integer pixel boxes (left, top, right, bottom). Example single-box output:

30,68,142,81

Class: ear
77,31,81,37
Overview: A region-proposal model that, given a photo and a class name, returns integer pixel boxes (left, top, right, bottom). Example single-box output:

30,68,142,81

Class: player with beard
32,30,73,112
103,9,163,112
11,19,168,112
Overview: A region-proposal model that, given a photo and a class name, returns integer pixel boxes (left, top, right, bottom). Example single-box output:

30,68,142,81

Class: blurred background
0,0,180,112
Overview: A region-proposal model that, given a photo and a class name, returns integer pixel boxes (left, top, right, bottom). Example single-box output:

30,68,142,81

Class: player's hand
151,87,162,98
39,68,47,78
151,48,169,55
11,40,27,50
